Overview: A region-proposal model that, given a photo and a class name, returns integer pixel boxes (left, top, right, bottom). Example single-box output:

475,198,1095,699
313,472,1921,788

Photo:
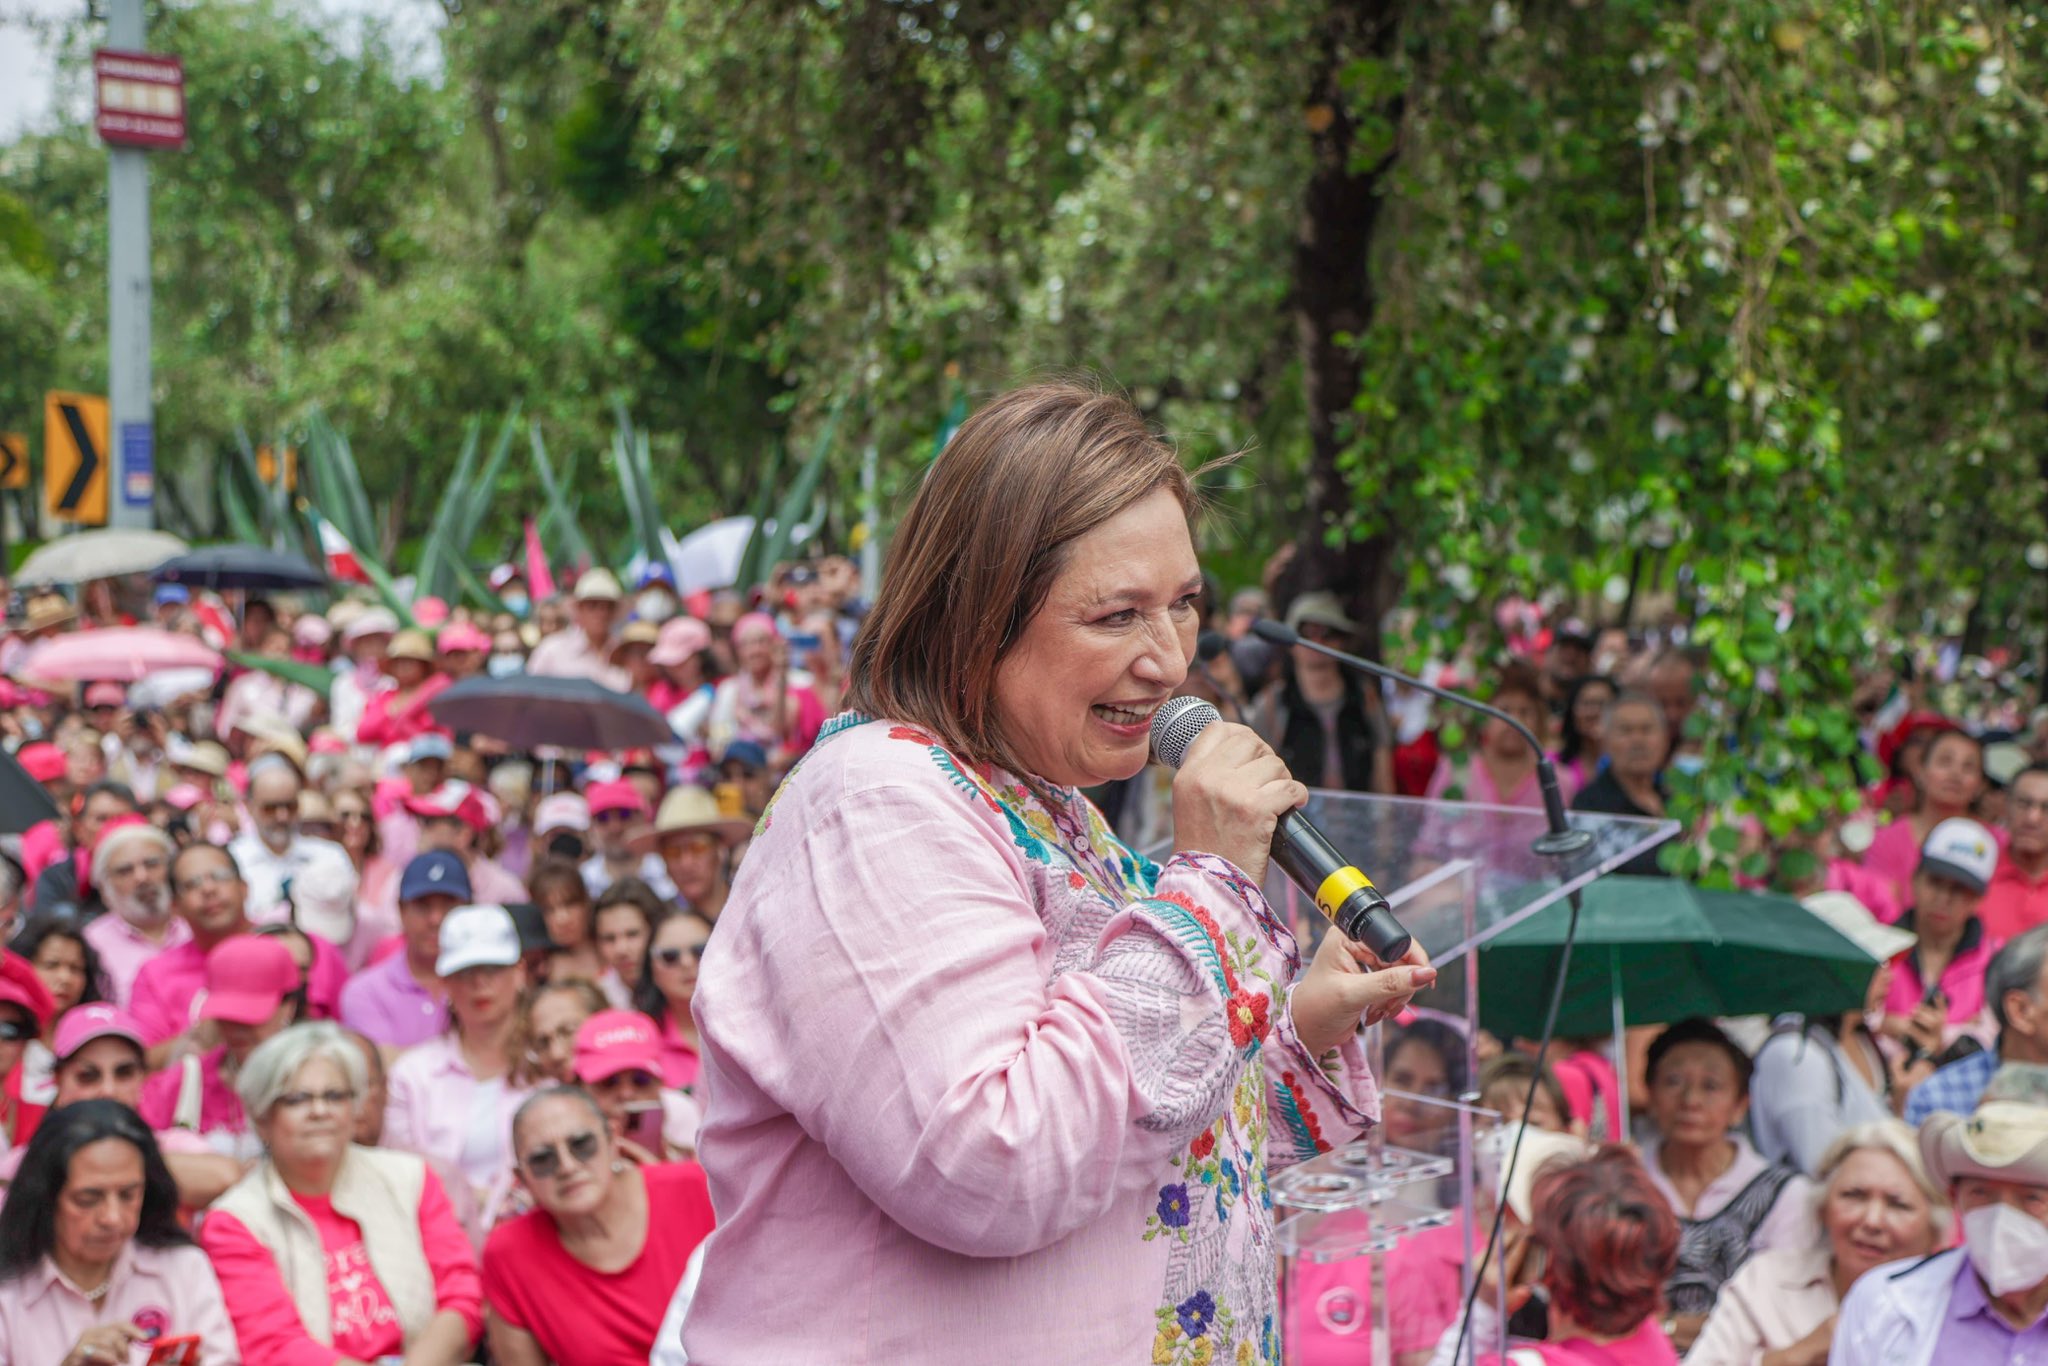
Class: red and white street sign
94,50,185,149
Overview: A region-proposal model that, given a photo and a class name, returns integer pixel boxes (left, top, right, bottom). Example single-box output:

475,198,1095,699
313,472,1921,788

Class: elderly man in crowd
226,755,350,918
526,569,628,686
1835,1067,2048,1362
78,816,185,1008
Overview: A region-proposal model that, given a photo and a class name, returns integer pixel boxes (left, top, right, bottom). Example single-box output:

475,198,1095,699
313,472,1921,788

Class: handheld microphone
1149,696,1413,963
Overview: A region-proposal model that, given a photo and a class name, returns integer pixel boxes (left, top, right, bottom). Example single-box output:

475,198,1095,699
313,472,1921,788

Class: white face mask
502,592,530,619
1965,1203,2048,1297
636,590,677,623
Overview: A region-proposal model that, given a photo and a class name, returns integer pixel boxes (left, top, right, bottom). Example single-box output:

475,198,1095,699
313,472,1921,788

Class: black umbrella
427,674,675,751
154,545,327,591
0,746,60,834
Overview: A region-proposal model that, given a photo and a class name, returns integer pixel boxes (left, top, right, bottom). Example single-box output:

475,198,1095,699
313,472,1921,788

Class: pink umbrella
13,628,223,684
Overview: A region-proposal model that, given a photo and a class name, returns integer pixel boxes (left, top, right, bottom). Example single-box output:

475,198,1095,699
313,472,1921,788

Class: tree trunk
1273,0,1405,660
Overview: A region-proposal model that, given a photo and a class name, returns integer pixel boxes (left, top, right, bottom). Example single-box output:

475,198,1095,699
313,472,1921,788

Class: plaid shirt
1902,1046,2000,1127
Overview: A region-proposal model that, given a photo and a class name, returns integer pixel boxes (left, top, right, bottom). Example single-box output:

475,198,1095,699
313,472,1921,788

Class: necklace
80,1279,109,1303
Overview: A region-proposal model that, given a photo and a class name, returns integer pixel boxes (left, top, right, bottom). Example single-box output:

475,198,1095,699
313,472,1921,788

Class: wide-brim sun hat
1922,1101,2048,1190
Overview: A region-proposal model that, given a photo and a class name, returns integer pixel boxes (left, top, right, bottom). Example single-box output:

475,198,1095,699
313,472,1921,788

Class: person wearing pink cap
647,615,715,721
137,934,302,1157
0,1005,242,1208
408,780,527,904
77,817,186,1010
578,779,675,902
571,1009,699,1163
704,610,826,768
436,621,492,682
0,951,54,1153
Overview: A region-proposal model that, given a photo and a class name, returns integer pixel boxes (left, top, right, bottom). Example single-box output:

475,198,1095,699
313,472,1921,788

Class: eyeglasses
522,1129,602,1179
255,800,298,817
176,867,240,895
591,1069,660,1092
655,944,708,967
0,1018,34,1043
275,1088,355,1111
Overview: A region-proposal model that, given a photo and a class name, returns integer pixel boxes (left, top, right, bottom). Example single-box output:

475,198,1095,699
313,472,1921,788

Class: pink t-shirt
481,1162,716,1365
1883,913,2000,1048
137,1046,244,1144
200,1162,481,1366
658,1014,700,1091
1285,1211,1467,1363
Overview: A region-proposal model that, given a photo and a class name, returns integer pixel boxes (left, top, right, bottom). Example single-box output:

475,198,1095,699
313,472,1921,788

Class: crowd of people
0,484,2045,1363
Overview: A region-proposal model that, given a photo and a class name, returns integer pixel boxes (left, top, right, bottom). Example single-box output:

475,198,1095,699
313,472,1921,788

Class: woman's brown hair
846,380,1201,781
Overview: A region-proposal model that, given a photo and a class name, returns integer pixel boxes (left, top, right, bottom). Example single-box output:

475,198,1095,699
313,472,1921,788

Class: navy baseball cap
399,850,472,903
721,738,769,773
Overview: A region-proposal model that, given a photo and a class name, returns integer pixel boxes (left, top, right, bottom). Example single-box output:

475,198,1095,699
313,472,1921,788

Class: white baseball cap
434,904,523,977
1920,817,1999,895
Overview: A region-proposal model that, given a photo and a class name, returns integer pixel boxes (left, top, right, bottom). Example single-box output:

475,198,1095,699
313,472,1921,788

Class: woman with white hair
199,1022,483,1365
1686,1120,1951,1366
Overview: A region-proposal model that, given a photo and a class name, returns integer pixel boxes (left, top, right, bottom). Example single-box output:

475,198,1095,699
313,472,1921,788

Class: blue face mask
486,654,524,678
1671,752,1706,776
502,592,530,620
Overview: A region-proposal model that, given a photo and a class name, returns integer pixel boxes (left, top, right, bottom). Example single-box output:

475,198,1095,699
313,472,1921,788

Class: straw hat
610,621,659,663
1923,1100,2048,1190
385,629,435,665
22,596,76,633
631,785,752,853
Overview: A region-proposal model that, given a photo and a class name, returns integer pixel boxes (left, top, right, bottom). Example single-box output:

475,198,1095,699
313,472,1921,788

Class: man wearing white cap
526,569,630,688
1834,1068,2048,1363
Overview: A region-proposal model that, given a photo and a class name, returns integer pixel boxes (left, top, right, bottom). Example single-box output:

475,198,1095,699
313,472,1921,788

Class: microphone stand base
1529,828,1596,859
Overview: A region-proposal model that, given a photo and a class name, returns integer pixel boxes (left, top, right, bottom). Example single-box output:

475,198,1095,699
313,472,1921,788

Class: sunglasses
655,944,708,967
591,1069,660,1092
522,1129,602,1179
0,1018,34,1043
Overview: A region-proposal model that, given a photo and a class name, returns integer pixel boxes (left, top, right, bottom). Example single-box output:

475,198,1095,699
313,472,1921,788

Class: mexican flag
311,509,370,585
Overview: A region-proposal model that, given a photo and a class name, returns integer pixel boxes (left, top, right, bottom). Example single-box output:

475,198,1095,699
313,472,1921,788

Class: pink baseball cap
649,616,712,667
54,1003,146,1062
291,616,334,648
573,1009,663,1084
17,742,66,783
584,778,650,819
198,935,299,1025
437,622,491,654
413,596,451,627
83,682,126,709
162,782,207,811
731,611,778,643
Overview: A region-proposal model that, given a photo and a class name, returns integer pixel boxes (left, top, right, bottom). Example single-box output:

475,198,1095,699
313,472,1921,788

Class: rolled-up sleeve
417,1167,484,1342
738,769,1278,1259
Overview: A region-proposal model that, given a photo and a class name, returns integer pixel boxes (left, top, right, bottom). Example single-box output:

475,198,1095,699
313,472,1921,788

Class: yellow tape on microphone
1314,866,1377,922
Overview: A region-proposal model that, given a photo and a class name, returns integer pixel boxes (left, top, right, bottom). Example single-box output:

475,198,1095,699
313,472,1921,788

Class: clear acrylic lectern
1158,790,1677,1365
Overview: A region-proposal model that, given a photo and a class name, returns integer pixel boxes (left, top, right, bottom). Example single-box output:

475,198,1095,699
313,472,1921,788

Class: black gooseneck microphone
1149,696,1414,963
1250,617,1592,857
1251,615,1603,1364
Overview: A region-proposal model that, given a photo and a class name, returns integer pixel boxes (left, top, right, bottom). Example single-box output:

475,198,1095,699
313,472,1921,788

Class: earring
611,1159,627,1172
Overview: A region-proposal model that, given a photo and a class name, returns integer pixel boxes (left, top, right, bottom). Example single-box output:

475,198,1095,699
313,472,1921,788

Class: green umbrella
1477,877,1881,1041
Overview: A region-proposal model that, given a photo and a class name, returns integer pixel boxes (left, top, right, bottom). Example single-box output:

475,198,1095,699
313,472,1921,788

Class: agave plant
733,394,845,591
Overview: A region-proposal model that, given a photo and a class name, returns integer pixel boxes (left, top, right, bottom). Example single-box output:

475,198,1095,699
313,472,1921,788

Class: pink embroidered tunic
685,715,1380,1364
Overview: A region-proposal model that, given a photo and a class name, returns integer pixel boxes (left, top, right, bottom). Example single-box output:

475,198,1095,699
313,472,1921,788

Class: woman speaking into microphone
685,381,1435,1364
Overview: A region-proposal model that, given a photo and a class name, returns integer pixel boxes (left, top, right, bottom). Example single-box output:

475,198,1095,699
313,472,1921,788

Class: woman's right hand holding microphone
1170,721,1435,1055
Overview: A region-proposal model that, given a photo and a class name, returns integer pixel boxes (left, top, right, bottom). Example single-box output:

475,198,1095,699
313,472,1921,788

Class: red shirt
1980,854,2048,942
481,1162,715,1366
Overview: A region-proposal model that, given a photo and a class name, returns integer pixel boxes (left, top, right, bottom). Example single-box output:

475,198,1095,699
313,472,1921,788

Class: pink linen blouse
684,715,1381,1364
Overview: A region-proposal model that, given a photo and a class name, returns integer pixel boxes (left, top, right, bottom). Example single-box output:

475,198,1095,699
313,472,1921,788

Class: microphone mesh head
1150,697,1220,771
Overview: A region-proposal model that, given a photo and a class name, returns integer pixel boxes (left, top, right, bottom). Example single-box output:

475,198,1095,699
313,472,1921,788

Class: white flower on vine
1847,139,1875,163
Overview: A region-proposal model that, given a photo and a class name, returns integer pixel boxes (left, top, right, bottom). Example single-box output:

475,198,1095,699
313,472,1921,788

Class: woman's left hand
1289,926,1436,1057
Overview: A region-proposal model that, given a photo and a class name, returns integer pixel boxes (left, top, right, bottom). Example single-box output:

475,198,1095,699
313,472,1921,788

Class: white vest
212,1144,437,1347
